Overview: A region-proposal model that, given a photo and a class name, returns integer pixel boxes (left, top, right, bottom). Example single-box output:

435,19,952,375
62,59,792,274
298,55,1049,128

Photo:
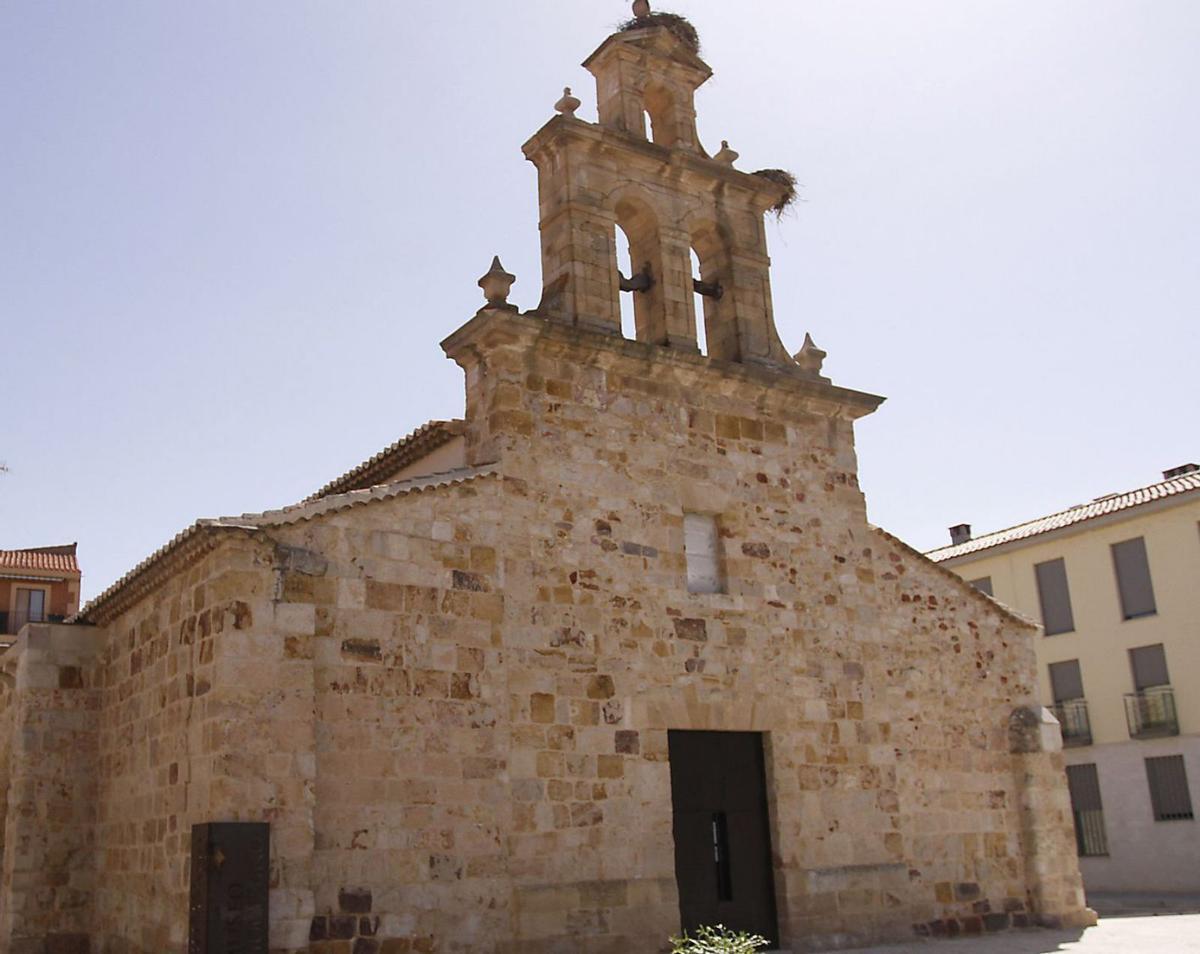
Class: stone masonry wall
0,624,101,954
0,312,1087,952
86,534,316,953
223,310,1086,952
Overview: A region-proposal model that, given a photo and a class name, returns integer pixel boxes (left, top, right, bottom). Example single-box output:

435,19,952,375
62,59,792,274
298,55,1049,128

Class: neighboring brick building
0,543,81,645
0,6,1092,953
928,465,1200,894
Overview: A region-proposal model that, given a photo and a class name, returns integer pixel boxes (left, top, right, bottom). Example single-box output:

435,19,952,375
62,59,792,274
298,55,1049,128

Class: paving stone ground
813,912,1200,954
806,897,1200,954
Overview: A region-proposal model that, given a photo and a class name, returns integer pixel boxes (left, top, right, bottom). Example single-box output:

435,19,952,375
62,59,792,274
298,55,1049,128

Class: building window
1111,537,1157,619
1065,764,1109,856
1129,644,1170,691
684,513,723,594
1049,660,1091,746
1049,660,1084,702
13,587,46,628
1034,558,1075,635
1145,756,1194,821
968,577,993,597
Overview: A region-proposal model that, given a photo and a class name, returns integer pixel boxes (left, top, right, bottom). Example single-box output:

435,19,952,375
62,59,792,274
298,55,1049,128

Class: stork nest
618,13,701,55
752,168,799,218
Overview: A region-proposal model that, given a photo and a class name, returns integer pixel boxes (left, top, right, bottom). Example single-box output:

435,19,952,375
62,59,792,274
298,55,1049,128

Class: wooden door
668,731,778,945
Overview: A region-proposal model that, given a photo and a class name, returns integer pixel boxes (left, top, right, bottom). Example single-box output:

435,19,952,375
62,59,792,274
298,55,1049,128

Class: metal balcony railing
1051,699,1092,747
1124,687,1179,739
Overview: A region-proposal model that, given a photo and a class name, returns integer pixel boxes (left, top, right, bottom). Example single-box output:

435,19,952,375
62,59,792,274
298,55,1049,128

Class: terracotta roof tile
307,420,465,501
927,472,1200,563
73,467,497,625
0,544,79,574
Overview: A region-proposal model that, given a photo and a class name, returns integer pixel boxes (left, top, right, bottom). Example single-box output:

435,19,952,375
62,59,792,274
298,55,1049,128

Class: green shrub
669,924,770,954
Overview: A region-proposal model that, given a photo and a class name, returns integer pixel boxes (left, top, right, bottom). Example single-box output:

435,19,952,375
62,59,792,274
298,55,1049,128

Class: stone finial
555,87,582,118
478,256,516,309
794,333,827,374
632,0,651,19
713,140,739,166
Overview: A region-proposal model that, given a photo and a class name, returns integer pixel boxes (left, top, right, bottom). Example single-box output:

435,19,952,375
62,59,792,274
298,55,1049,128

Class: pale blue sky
2,1,1197,601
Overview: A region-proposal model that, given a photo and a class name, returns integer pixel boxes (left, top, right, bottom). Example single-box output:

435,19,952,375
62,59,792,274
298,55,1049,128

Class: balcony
1124,687,1180,739
1051,700,1093,747
0,611,64,638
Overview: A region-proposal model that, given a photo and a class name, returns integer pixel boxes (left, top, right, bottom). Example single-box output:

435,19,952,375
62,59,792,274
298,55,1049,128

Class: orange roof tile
0,544,80,574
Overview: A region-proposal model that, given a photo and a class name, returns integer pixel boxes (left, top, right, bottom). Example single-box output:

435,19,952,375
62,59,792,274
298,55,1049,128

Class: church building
0,6,1092,953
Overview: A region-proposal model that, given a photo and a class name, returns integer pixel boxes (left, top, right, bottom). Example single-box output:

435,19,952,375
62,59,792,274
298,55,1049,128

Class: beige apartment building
929,464,1200,894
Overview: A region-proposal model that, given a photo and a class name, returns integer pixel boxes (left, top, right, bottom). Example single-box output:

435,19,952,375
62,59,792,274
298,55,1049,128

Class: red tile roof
0,543,80,574
927,472,1200,563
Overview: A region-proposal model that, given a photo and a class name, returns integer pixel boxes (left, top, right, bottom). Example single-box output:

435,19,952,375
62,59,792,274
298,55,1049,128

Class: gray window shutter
1145,756,1194,821
1066,763,1104,812
969,577,993,597
1034,558,1075,635
1049,659,1085,702
1112,537,1157,619
1129,644,1170,690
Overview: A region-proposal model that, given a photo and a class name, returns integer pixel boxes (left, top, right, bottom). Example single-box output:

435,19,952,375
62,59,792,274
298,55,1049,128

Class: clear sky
2,1,1197,602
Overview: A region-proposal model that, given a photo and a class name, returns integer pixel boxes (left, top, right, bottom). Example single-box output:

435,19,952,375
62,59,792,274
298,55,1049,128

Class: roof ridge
72,465,499,626
927,471,1200,561
871,525,1039,630
305,419,465,502
219,465,497,528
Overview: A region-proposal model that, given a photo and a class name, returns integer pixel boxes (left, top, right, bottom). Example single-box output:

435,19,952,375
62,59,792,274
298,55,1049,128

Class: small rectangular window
1145,756,1194,821
684,513,723,594
1049,660,1084,703
1034,558,1075,635
1111,537,1157,619
1129,644,1170,691
969,577,993,597
1065,764,1109,856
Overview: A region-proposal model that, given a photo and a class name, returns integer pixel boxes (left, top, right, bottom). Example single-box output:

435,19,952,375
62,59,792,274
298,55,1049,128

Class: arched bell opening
643,83,680,148
690,248,708,356
614,193,667,345
691,219,737,361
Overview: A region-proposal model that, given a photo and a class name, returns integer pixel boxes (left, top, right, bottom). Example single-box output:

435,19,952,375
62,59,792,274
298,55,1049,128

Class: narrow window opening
684,513,723,594
1146,756,1194,821
1034,558,1075,635
643,110,655,143
711,812,733,901
690,248,708,355
968,577,993,597
1111,537,1157,619
1065,764,1109,856
616,225,637,341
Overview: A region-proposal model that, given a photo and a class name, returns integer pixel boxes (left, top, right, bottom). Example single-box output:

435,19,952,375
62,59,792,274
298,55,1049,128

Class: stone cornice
441,309,885,421
521,116,788,214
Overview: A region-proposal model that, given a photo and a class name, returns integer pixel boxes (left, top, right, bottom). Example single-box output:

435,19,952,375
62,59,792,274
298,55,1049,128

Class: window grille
1065,764,1109,856
1145,756,1194,822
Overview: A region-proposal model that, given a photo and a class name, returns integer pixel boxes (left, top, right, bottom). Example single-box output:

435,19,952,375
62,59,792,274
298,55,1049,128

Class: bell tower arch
522,3,803,372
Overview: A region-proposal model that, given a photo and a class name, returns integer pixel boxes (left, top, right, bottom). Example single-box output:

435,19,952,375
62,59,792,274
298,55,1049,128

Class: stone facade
0,7,1091,953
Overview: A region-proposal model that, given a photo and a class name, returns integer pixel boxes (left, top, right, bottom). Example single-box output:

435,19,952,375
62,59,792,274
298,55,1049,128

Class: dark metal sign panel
189,822,270,954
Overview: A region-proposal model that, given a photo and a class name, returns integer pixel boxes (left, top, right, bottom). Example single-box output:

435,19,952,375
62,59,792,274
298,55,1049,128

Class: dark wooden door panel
668,731,778,945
